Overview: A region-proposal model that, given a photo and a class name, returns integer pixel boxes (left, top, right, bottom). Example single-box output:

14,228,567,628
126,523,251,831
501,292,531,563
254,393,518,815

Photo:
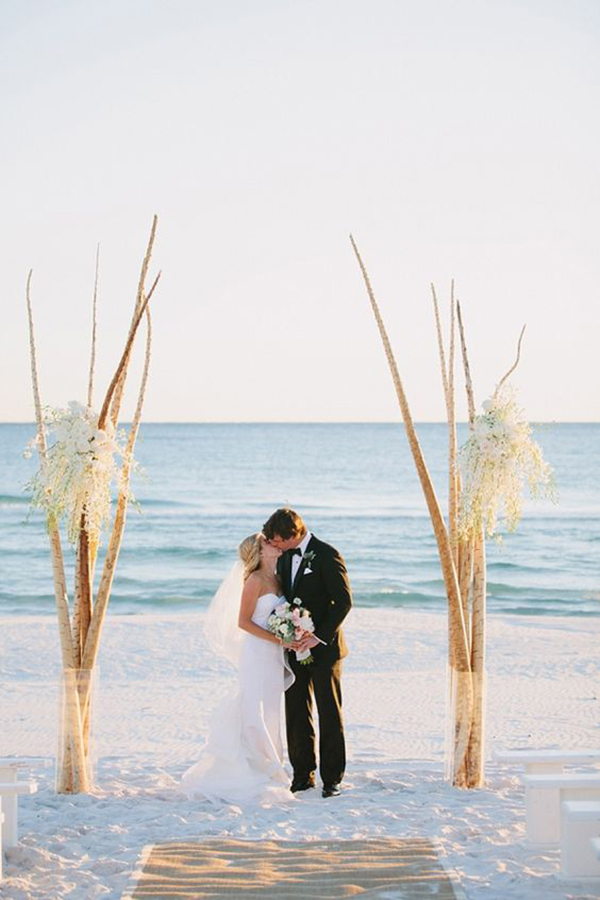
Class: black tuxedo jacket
276,535,352,666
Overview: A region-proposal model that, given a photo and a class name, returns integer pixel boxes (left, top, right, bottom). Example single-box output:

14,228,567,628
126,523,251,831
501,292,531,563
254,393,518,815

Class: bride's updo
238,533,262,582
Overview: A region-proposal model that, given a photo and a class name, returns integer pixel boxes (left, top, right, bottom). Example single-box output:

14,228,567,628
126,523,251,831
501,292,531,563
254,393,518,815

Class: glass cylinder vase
444,664,486,788
56,667,98,793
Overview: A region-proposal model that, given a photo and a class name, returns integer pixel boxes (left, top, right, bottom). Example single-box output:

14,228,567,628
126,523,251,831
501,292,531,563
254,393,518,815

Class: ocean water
0,423,598,618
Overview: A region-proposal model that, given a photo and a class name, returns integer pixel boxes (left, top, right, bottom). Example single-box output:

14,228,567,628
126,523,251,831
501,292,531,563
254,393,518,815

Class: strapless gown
179,593,295,804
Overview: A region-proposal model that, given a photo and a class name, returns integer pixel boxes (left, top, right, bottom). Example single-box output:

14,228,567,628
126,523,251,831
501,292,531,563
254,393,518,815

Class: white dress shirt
291,530,312,584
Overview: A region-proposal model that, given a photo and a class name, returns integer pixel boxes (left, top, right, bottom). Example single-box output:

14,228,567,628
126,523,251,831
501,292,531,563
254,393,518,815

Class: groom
262,508,352,798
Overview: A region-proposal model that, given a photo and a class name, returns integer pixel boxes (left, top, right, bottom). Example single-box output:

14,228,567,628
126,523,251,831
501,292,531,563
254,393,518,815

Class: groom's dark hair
262,508,306,540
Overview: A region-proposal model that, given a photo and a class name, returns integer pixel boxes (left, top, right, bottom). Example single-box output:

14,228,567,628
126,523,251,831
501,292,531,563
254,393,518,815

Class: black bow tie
289,548,302,557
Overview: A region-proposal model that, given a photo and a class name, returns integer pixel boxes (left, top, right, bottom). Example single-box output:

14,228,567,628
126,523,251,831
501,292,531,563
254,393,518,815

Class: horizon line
1,419,598,426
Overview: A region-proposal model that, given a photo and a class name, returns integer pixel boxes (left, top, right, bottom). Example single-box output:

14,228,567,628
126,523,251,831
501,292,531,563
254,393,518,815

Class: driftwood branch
494,324,526,398
109,216,158,428
73,244,102,664
456,296,476,648
133,216,158,323
456,300,476,426
431,284,449,403
465,527,486,787
26,270,76,669
350,235,471,674
26,270,46,453
97,271,160,431
447,282,459,571
82,306,153,670
87,244,100,409
432,281,460,570
455,299,486,788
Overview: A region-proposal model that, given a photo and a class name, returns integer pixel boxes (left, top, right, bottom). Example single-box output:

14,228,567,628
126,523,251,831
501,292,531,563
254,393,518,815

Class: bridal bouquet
268,598,316,665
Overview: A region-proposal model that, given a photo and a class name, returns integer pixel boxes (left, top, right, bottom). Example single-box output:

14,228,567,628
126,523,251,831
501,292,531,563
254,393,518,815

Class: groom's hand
295,634,320,652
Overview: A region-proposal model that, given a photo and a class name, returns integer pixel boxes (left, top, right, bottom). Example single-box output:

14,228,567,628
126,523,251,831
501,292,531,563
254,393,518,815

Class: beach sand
1,608,599,899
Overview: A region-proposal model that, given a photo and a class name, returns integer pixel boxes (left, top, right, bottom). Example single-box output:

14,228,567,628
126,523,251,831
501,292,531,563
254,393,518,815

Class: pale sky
1,0,598,422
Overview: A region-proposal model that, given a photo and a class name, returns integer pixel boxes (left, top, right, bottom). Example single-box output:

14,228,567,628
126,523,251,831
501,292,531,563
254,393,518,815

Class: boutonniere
303,550,316,573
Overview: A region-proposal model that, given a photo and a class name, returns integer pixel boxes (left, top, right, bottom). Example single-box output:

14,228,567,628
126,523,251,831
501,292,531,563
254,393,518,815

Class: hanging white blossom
458,383,555,540
25,401,133,545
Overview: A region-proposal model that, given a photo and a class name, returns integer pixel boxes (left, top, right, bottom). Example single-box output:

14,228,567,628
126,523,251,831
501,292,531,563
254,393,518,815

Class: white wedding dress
179,592,295,805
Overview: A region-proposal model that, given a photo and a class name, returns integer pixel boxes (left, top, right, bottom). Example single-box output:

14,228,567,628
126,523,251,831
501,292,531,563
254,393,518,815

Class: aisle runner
126,837,463,899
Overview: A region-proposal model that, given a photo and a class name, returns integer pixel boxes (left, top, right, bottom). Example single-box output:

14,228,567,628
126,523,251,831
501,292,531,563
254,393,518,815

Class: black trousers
285,658,345,785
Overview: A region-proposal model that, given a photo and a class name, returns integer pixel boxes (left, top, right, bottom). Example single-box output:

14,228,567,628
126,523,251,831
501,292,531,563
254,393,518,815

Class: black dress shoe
322,782,341,798
291,778,316,793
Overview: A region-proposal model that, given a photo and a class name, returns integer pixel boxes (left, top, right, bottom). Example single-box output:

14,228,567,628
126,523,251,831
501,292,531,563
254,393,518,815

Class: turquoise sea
0,423,598,617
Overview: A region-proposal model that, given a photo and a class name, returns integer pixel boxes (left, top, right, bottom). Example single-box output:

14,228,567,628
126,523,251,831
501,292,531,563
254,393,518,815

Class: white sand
1,608,599,900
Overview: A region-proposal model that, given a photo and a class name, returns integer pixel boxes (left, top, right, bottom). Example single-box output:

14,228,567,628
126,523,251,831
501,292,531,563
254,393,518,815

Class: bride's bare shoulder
243,572,262,594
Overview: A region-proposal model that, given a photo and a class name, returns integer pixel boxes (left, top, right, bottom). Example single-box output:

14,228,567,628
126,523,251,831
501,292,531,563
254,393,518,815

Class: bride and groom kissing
179,507,353,804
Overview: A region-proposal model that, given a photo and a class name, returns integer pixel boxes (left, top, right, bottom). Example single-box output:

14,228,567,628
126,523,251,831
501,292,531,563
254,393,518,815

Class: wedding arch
23,219,553,794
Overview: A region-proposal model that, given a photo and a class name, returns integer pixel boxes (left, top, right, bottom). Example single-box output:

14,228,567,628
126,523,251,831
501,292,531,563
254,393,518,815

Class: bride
179,533,295,804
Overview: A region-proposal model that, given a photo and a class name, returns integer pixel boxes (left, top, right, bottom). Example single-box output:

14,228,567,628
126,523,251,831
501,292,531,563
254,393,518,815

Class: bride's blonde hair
238,533,262,582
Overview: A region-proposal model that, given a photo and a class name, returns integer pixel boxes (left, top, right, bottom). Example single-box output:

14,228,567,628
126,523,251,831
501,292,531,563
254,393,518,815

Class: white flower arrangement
25,401,134,546
458,383,555,540
267,599,316,664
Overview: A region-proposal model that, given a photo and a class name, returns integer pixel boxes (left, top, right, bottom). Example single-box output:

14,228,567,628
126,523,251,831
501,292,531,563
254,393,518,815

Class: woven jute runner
127,837,462,899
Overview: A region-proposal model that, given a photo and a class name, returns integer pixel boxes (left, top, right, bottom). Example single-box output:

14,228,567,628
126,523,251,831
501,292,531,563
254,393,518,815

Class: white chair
0,782,38,850
522,773,600,844
0,758,52,780
495,748,600,775
560,801,600,879
0,759,49,850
